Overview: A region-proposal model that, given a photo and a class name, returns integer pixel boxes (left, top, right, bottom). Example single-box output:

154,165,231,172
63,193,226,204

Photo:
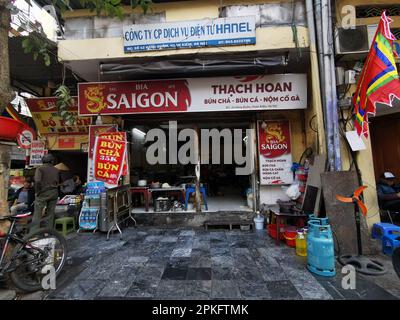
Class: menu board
258,120,293,185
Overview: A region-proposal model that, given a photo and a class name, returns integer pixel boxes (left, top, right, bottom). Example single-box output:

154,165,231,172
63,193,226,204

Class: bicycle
0,211,68,292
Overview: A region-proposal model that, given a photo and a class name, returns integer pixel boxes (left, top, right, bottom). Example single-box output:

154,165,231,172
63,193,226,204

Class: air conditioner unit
335,25,377,55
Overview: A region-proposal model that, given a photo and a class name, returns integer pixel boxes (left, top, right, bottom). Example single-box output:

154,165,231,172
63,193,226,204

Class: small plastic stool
382,233,400,256
372,223,400,240
185,186,208,210
55,216,76,236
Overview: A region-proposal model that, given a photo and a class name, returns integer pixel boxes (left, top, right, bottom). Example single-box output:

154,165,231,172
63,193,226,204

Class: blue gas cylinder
307,221,336,277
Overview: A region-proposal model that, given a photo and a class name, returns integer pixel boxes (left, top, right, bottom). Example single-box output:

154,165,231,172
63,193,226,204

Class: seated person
10,177,35,215
377,172,400,212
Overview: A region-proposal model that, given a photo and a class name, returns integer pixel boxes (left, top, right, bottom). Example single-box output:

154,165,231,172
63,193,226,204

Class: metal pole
327,0,342,171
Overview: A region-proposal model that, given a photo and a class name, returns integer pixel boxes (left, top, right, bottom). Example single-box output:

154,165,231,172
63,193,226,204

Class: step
204,219,255,231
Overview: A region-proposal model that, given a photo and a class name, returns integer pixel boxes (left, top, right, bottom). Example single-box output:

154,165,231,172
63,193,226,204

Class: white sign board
123,16,256,53
29,140,45,166
258,120,293,185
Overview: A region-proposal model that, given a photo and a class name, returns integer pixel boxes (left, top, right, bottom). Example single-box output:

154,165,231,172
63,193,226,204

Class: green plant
21,33,52,66
55,85,76,125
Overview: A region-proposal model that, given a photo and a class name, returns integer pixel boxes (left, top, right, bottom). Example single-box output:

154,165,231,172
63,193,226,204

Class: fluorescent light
132,128,146,136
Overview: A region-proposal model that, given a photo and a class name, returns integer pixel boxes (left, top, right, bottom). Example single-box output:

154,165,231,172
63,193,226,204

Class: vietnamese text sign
78,74,307,116
26,97,92,135
123,16,256,53
258,120,293,185
87,125,118,182
29,140,46,166
93,134,127,187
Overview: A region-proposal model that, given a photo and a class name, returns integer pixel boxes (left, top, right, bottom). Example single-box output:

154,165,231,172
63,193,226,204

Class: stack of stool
372,223,400,256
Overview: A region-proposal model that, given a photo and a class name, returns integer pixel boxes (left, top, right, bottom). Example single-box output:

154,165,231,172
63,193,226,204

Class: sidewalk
40,227,399,300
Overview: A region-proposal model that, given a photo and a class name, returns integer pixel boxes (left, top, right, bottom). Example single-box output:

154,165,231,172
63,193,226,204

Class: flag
352,11,400,138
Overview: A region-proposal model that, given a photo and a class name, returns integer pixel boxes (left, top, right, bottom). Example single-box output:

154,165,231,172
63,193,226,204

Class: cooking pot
138,180,147,187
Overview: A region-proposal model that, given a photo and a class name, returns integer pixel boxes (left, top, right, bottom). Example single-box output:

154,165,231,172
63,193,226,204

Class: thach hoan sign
78,74,307,116
123,16,256,53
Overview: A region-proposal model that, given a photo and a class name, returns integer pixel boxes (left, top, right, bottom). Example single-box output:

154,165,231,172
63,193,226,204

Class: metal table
148,187,186,206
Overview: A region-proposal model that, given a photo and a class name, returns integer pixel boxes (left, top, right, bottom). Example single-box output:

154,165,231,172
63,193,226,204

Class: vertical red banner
93,132,127,186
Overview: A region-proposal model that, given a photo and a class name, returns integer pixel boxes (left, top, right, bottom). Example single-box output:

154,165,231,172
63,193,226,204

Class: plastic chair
55,216,76,236
185,186,208,210
382,233,400,256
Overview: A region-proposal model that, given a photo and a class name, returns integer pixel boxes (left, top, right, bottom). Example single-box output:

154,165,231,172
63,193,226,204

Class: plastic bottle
296,230,307,257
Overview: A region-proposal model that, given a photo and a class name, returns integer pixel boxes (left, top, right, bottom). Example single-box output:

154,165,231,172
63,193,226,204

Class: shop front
78,73,309,218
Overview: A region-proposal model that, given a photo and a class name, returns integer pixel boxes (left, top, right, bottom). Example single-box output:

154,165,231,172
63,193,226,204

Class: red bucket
268,224,286,240
283,227,297,247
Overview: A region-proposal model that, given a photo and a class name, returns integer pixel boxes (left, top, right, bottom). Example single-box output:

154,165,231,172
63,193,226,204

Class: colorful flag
352,11,400,138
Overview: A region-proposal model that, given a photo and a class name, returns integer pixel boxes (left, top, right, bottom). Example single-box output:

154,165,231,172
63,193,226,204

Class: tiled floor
47,227,400,300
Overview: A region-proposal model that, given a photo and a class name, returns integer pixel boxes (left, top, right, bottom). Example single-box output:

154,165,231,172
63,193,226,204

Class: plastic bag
285,183,301,200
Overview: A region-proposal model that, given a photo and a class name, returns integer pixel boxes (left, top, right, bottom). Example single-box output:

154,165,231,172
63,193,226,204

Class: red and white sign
93,133,127,187
78,74,307,116
258,120,293,185
29,140,46,166
17,126,36,149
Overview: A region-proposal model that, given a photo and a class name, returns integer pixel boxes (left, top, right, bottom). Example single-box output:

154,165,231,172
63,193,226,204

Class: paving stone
180,230,195,237
160,236,178,243
238,284,272,300
168,257,192,268
265,280,302,300
97,279,133,297
184,280,211,299
212,267,236,280
126,279,158,298
162,267,188,280
211,255,234,268
211,280,242,299
56,279,107,300
155,280,186,298
187,268,212,280
171,247,192,258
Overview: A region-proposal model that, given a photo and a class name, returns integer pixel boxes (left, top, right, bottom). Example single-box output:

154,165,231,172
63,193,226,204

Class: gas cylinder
307,221,336,277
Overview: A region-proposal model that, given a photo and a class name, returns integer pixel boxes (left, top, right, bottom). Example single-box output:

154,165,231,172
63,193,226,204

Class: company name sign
123,16,256,53
78,74,307,116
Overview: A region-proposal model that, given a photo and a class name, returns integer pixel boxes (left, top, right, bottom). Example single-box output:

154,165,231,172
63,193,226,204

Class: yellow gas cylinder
295,230,307,257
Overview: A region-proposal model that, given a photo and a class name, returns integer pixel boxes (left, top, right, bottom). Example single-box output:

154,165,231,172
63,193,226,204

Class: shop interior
127,117,254,213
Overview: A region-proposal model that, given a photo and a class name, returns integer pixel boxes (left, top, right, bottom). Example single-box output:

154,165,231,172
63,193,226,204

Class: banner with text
93,133,127,187
258,120,293,185
26,97,92,135
78,74,307,116
123,16,256,53
87,125,118,182
29,140,46,166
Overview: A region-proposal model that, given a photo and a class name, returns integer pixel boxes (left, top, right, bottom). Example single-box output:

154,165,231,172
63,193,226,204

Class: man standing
32,154,59,231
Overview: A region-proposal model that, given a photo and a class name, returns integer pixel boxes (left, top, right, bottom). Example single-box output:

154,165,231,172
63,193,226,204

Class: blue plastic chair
185,185,208,210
